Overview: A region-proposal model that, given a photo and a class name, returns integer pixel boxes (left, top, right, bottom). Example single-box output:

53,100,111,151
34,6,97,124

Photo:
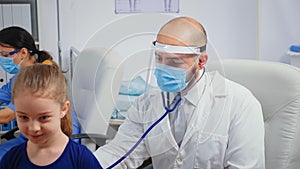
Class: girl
0,64,102,168
0,26,80,160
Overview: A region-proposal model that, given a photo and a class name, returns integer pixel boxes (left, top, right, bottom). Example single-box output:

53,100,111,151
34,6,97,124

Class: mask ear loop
180,65,206,95
18,58,24,66
15,52,25,66
187,55,202,81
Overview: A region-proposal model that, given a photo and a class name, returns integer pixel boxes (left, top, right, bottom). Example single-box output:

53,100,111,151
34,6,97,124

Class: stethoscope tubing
107,93,182,169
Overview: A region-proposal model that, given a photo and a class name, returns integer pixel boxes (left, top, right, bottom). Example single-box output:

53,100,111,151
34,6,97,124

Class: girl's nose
28,120,41,132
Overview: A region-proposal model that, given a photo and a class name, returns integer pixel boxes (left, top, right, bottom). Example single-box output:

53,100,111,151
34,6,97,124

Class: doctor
94,16,265,169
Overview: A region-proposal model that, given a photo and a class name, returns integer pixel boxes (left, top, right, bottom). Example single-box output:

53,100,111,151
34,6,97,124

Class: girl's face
14,91,69,146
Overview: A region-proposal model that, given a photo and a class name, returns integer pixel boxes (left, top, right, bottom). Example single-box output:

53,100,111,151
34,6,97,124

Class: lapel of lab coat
180,71,228,148
160,109,181,150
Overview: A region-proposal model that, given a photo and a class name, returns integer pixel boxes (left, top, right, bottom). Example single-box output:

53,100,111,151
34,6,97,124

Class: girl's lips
30,134,43,139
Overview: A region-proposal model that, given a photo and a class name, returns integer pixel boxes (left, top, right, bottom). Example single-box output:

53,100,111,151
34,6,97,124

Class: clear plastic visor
153,41,205,69
155,51,198,69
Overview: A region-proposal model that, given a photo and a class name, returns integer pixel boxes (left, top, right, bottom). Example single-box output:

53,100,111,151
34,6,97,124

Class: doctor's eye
155,55,163,63
165,57,185,67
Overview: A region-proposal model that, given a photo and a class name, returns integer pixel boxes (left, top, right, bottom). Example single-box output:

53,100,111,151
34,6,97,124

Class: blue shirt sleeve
0,76,14,104
7,102,15,112
75,142,103,169
72,111,80,135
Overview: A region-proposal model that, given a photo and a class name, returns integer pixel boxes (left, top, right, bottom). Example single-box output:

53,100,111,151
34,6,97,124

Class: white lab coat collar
184,71,227,106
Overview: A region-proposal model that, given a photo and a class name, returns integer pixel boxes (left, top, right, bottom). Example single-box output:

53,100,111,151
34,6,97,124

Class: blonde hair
12,64,72,136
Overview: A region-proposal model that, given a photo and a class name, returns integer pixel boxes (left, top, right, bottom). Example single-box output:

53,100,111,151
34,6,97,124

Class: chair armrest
0,127,19,140
71,133,108,149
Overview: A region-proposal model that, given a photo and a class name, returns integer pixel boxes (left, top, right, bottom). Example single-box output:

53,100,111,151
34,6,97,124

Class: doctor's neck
180,67,204,95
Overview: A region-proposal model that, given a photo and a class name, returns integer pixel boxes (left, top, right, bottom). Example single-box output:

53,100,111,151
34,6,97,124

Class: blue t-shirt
0,138,103,169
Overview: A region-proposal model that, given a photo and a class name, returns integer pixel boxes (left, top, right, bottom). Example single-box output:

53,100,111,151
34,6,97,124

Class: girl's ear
60,100,70,118
198,53,208,69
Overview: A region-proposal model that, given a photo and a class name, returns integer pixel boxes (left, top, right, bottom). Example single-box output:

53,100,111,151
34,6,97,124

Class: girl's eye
18,116,28,120
39,116,49,120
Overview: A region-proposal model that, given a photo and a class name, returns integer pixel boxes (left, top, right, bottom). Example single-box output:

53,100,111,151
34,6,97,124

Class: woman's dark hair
0,26,52,63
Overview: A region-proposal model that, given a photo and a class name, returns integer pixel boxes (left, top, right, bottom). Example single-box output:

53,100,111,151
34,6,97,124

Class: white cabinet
0,1,35,36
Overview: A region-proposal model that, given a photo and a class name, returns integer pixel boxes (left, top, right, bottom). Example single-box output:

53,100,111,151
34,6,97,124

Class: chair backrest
207,59,300,169
72,47,124,136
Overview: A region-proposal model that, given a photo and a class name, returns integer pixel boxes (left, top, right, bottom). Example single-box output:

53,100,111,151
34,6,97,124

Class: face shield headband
152,41,206,55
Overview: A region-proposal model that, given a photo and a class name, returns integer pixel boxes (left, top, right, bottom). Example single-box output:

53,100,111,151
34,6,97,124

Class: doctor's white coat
94,71,265,169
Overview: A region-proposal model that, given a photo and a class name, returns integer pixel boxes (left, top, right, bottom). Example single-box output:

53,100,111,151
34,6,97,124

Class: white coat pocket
193,133,228,169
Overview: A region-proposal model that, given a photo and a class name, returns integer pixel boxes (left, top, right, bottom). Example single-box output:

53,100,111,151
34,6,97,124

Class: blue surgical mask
0,56,21,74
154,64,188,92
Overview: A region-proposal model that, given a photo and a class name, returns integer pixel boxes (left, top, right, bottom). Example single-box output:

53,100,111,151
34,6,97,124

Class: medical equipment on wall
115,0,179,14
288,44,300,68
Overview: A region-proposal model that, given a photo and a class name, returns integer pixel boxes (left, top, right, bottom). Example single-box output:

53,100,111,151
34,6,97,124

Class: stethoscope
106,93,182,169
105,67,206,169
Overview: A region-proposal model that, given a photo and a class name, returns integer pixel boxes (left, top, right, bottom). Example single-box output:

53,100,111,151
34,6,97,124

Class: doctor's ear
198,53,208,69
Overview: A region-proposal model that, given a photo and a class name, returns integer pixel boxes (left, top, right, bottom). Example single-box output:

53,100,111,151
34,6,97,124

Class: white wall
37,0,58,60
37,0,300,69
260,0,300,63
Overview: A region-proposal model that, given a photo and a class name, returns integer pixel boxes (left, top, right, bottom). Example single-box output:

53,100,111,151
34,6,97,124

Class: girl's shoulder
0,142,27,168
63,138,102,168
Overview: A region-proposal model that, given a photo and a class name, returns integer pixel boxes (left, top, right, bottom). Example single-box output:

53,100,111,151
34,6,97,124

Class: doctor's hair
0,26,53,63
12,64,72,136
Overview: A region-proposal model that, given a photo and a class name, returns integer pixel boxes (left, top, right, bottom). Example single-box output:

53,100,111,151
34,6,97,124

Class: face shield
147,41,206,93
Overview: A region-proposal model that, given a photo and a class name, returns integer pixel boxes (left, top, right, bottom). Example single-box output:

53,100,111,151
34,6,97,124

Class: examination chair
71,47,124,150
207,59,300,169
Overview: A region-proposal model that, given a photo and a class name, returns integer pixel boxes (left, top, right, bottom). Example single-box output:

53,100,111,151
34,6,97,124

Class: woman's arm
0,107,15,124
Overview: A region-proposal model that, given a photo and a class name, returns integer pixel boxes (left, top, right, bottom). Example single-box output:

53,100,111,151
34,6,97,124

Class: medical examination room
0,0,300,169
